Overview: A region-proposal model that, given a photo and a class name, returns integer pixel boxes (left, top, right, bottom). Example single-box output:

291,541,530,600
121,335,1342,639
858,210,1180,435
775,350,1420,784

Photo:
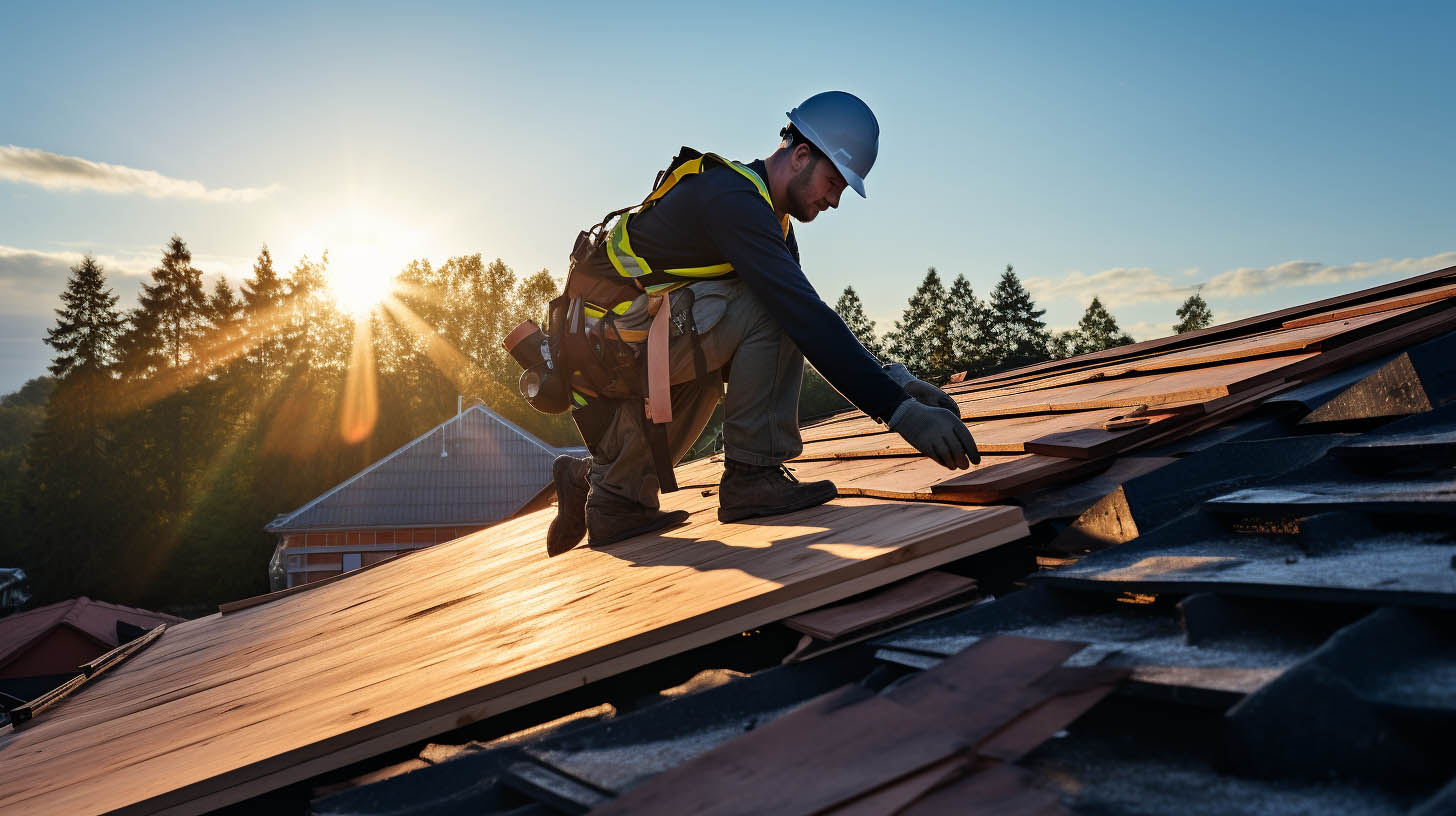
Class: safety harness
543,148,788,492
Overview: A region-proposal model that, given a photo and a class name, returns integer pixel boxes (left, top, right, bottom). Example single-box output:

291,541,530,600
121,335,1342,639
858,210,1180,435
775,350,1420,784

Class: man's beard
787,158,822,222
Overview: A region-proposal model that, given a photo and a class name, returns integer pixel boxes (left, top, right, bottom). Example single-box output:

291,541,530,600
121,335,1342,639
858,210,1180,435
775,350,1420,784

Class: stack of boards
702,266,1456,507
1,265,1453,815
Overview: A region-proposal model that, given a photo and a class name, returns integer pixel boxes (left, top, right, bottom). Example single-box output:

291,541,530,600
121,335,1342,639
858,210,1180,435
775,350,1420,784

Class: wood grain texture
0,496,1026,816
783,571,978,640
1281,282,1456,330
931,456,1114,502
946,263,1456,391
590,636,1087,816
795,409,1132,460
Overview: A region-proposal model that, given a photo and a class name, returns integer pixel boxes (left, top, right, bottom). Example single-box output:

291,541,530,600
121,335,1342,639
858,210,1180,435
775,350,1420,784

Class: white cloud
0,145,278,202
1026,251,1456,309
1204,251,1456,297
1026,266,1198,308
0,245,253,315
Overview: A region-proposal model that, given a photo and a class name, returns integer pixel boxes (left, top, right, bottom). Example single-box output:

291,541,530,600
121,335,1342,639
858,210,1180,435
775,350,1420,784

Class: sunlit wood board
0,490,1025,816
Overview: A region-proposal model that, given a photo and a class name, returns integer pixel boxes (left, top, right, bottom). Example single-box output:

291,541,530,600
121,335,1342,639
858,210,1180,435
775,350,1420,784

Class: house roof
265,404,586,533
3,264,1456,814
0,597,183,673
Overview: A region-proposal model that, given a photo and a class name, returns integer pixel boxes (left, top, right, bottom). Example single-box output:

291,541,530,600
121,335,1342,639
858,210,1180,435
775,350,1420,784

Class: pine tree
987,264,1050,371
45,255,124,383
118,235,209,378
945,274,990,379
26,256,128,600
1075,296,1135,352
208,276,242,333
40,254,124,453
833,286,884,360
1174,292,1214,334
241,244,284,313
885,268,954,381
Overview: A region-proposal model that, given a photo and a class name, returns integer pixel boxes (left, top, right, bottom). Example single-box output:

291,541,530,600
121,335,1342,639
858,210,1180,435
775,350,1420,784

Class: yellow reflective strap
571,391,588,407
643,157,705,205
606,212,653,279
612,300,632,314
583,303,605,318
662,262,735,278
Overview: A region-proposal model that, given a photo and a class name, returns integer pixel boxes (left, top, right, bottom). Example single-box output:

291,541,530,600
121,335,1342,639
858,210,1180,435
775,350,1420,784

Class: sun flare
324,247,400,317
295,202,431,318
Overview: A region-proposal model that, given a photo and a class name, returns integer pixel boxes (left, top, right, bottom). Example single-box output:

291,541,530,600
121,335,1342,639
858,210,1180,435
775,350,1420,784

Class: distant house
265,405,585,589
0,596,182,710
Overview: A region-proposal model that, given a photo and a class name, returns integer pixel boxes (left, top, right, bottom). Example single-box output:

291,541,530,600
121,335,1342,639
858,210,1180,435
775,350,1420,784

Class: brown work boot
717,460,838,523
546,455,591,557
586,492,690,547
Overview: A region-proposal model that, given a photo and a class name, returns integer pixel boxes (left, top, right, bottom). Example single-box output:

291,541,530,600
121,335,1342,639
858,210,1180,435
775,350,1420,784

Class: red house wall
0,625,108,679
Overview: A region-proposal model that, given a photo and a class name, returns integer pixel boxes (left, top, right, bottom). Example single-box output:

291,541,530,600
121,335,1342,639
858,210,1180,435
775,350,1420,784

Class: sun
324,246,400,317
291,202,431,318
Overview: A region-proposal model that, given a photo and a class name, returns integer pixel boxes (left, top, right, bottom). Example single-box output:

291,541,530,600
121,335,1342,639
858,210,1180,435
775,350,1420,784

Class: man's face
786,150,848,223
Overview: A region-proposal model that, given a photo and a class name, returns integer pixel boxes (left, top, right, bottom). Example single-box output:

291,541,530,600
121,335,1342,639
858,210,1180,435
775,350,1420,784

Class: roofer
505,91,980,555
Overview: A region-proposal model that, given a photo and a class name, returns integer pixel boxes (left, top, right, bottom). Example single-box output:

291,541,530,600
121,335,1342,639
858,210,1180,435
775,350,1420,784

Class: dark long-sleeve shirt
625,158,910,422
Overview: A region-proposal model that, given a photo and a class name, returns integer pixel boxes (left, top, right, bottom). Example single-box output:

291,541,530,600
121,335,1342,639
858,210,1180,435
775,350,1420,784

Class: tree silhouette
886,268,954,381
988,264,1049,371
833,286,884,360
945,273,991,379
1174,292,1214,334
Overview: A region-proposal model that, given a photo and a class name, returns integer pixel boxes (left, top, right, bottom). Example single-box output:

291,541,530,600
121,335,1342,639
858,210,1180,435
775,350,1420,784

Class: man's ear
791,142,815,173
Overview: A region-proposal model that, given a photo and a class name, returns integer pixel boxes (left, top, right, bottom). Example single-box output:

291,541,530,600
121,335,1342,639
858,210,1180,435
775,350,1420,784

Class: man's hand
884,363,960,414
889,399,981,470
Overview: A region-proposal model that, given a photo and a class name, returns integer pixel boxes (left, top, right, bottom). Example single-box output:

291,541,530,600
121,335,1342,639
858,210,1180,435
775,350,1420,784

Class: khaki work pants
585,281,805,509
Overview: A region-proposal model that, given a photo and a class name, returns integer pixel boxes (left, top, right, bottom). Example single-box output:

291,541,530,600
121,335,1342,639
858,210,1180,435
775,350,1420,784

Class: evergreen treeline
835,266,1217,385
1,237,567,613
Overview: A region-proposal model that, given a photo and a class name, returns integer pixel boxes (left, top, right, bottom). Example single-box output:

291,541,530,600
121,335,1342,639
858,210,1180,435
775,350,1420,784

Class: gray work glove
889,398,981,470
883,363,960,414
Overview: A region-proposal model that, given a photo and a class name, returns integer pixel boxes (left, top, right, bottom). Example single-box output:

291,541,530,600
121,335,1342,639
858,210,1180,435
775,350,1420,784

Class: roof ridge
265,405,562,531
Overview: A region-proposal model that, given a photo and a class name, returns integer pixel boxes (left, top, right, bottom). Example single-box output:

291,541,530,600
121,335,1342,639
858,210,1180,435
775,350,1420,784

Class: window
341,553,363,572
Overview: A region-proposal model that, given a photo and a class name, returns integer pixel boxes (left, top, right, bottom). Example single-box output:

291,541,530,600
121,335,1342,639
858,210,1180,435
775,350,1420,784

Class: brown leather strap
646,294,673,424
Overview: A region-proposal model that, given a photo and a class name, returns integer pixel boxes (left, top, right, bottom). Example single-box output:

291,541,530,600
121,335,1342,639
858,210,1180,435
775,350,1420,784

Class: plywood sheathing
0,496,1026,815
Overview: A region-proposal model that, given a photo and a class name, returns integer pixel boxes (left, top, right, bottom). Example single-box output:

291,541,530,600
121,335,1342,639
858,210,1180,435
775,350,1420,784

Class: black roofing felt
871,585,1364,708
311,654,875,816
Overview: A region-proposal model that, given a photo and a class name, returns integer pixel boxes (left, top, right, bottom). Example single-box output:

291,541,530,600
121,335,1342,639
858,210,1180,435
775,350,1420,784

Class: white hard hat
786,91,880,197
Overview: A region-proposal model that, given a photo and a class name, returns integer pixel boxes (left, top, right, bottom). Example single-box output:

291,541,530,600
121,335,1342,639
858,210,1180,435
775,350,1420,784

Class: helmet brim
786,111,869,198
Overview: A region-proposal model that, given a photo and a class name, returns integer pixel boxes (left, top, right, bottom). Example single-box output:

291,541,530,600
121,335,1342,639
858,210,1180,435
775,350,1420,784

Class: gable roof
0,597,183,673
266,404,585,533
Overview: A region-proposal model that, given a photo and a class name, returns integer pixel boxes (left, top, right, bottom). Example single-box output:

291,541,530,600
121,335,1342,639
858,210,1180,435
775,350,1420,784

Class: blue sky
3,0,1453,392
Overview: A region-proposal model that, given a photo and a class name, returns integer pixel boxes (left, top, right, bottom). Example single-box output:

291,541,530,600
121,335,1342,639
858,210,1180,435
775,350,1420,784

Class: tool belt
506,147,782,492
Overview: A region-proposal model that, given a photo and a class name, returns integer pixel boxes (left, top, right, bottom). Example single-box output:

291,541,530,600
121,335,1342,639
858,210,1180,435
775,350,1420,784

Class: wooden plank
898,762,1068,816
218,550,419,615
1024,428,1138,459
947,264,1456,390
783,572,978,640
820,755,971,816
590,636,1088,816
1282,281,1456,329
0,497,1027,816
795,409,1132,460
931,456,1112,502
954,355,1313,421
